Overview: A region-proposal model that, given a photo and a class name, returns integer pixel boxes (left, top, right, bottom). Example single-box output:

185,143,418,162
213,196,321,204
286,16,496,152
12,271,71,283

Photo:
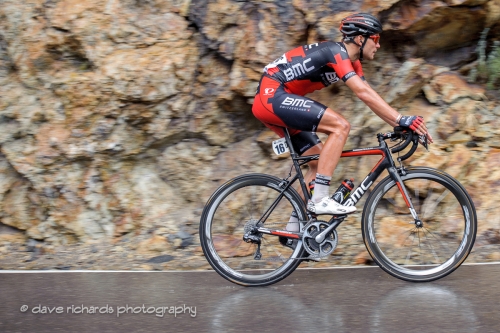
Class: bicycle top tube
285,126,420,166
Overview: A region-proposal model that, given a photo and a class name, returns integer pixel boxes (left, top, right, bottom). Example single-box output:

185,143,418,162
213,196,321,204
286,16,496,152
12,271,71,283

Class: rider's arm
345,75,434,142
344,75,399,127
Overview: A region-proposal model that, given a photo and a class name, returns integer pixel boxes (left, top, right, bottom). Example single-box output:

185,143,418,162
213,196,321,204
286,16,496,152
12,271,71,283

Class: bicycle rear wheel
362,167,477,282
199,173,307,286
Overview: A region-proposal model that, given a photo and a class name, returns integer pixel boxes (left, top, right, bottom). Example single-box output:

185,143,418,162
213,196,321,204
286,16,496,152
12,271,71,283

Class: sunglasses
369,34,380,44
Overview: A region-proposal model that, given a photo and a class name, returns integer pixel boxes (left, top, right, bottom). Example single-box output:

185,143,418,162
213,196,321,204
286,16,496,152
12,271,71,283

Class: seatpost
283,128,297,158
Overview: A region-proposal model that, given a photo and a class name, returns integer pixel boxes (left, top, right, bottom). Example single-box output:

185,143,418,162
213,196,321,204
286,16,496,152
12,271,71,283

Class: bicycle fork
389,167,423,227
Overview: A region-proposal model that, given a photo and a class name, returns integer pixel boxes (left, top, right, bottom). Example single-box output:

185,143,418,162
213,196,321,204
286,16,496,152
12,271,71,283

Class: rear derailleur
242,219,263,260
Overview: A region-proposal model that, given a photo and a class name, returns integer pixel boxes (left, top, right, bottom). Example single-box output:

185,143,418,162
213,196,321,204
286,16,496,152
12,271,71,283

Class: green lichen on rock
469,28,500,90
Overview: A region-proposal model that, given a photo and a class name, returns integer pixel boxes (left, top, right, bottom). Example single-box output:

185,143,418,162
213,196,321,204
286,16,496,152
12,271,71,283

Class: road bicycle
199,127,477,286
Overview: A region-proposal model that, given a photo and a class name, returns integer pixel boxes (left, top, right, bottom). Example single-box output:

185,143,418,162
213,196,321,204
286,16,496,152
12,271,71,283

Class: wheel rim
366,173,474,277
204,179,304,282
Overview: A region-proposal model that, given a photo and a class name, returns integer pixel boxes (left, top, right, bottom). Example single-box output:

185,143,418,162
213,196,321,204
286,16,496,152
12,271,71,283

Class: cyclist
252,12,433,234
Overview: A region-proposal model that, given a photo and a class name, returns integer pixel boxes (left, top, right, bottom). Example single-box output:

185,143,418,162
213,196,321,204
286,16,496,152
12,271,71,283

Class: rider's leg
316,108,350,177
307,108,357,214
285,143,322,232
302,144,321,193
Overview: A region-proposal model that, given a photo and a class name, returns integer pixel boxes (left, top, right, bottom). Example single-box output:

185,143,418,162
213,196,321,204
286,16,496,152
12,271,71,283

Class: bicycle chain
252,221,305,228
252,220,331,261
260,253,326,261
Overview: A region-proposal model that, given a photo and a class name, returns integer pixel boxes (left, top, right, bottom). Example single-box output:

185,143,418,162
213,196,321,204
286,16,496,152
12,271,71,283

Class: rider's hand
399,116,434,144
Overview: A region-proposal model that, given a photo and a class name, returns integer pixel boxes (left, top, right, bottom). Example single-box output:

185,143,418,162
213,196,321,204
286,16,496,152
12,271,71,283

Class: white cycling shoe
307,196,357,215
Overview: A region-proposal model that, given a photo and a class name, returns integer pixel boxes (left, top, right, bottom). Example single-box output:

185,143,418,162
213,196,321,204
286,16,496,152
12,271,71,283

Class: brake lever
418,134,429,151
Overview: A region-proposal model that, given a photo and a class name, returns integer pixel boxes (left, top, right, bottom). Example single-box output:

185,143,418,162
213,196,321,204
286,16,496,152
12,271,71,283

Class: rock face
0,0,500,268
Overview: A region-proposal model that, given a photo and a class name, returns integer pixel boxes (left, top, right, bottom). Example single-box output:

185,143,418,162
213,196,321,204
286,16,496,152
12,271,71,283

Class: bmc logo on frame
281,97,313,108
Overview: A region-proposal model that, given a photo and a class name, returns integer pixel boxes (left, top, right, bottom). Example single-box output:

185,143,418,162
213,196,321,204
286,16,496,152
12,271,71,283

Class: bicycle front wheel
199,173,307,286
362,167,477,282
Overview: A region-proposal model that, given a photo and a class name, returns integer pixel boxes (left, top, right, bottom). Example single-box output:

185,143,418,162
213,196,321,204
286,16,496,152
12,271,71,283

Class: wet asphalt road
0,263,499,332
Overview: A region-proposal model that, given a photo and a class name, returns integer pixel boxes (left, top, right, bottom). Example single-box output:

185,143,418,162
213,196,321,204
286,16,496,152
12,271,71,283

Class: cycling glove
399,115,423,131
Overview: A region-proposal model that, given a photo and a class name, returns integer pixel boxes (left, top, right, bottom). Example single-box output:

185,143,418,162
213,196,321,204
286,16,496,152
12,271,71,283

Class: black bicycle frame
256,128,420,240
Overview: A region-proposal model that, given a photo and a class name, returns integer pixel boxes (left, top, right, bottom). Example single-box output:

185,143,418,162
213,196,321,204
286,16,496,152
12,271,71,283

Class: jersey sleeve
326,50,359,82
324,43,367,83
352,60,366,81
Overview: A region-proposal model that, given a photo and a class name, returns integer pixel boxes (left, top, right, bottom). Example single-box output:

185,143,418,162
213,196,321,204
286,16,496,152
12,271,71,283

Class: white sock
311,173,331,203
286,211,299,232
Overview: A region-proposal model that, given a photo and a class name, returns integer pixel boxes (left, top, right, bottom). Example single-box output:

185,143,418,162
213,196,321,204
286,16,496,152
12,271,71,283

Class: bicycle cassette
302,220,338,258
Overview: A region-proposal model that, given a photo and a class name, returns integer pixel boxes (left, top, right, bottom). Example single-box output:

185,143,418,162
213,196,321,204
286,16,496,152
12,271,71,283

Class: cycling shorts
252,75,325,155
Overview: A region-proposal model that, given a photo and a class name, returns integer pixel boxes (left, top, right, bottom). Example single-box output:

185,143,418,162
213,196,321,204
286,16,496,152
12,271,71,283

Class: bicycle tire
199,173,307,286
361,167,477,282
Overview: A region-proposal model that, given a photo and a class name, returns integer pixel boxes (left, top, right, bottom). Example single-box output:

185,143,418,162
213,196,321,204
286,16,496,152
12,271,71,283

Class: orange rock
429,73,486,104
443,144,473,178
354,250,373,265
137,235,170,254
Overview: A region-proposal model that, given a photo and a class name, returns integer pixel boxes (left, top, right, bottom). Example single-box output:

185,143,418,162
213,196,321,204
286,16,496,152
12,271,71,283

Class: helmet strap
359,35,369,62
344,36,362,47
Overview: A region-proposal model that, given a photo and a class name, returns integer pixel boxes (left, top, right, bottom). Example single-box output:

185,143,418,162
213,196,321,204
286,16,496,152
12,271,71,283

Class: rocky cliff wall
1,0,500,269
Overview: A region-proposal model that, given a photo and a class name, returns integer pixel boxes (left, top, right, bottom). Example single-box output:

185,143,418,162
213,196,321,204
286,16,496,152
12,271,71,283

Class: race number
272,138,289,155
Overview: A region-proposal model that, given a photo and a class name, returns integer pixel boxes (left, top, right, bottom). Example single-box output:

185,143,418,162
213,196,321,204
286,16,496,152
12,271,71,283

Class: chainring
302,220,338,258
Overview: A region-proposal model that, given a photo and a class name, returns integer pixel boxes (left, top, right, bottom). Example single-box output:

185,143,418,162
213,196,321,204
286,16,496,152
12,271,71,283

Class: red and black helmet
339,13,382,37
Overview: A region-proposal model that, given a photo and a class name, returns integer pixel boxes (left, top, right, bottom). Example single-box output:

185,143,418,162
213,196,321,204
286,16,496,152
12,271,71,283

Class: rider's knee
337,118,351,135
326,115,351,136
320,111,351,137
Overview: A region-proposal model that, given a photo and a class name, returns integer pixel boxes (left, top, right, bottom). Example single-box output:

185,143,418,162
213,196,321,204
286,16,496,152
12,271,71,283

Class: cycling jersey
252,41,364,154
263,41,365,95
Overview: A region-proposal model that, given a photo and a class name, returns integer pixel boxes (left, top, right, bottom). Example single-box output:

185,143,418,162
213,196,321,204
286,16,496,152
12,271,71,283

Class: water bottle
331,178,354,204
308,180,315,195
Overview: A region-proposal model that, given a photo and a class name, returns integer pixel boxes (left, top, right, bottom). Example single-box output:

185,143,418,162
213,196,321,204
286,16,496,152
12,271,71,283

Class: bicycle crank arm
314,219,343,243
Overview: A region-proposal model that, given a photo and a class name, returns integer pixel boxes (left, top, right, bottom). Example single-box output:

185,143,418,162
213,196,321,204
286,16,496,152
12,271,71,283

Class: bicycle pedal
302,254,322,262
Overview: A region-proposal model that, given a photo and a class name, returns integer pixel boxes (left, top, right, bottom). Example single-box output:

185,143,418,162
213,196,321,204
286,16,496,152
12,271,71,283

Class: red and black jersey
263,41,364,95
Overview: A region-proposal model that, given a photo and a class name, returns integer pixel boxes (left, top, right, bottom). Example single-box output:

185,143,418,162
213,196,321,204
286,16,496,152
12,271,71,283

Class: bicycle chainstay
250,216,346,261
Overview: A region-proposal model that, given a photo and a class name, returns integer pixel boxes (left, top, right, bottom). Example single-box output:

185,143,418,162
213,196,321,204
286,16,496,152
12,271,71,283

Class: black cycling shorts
253,76,325,154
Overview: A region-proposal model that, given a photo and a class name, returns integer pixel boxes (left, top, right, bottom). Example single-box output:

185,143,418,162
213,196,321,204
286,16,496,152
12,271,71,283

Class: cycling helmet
339,13,382,61
339,13,382,37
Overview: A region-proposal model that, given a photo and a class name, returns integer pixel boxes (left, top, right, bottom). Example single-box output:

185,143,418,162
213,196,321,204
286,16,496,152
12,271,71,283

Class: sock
311,173,331,203
286,211,299,232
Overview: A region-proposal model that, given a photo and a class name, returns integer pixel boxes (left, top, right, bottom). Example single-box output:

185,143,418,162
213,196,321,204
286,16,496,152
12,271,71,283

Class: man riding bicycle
252,12,434,234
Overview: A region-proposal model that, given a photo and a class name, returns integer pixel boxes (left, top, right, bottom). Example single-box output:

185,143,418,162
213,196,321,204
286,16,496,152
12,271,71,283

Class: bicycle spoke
384,197,397,207
406,230,417,265
261,237,287,263
423,226,456,254
247,185,258,220
389,226,417,265
219,203,244,234
421,227,444,263
418,229,424,266
422,189,450,220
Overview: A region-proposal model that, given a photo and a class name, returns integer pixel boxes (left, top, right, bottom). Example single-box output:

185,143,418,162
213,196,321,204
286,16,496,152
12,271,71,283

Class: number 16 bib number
272,138,289,155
